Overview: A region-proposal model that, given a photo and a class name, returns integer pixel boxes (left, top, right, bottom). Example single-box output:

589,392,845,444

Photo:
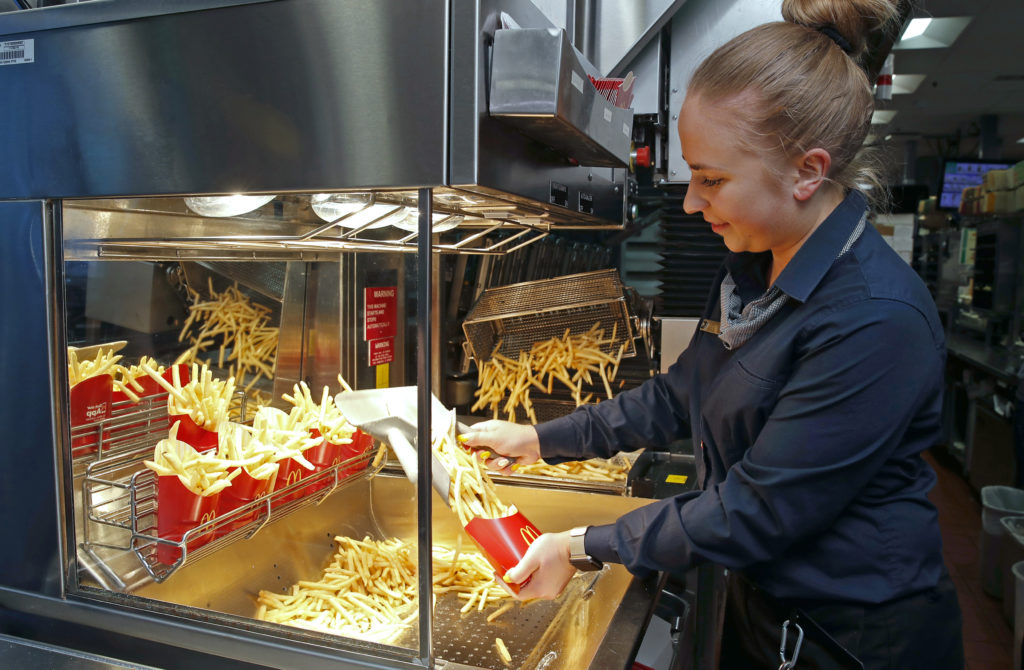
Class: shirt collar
772,190,868,303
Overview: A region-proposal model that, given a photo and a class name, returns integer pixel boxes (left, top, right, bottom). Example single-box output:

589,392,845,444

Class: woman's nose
683,186,705,215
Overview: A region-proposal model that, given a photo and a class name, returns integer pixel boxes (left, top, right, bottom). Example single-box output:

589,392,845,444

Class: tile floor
926,449,1015,670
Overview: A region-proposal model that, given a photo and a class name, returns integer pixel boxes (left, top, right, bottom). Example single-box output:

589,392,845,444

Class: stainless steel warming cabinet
0,1,668,668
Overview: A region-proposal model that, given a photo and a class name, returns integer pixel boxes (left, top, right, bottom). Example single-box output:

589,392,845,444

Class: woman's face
677,95,805,255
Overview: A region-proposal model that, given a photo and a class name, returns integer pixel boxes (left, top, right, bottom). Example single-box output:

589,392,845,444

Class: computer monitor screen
938,160,1011,211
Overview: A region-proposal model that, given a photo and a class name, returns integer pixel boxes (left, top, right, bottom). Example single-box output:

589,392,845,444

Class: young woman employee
461,0,966,667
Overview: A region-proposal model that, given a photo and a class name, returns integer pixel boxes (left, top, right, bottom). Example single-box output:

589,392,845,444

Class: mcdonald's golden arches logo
519,525,541,546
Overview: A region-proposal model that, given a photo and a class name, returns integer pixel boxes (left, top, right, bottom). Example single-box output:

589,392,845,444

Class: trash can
1001,517,1024,622
980,486,1024,597
1014,561,1024,670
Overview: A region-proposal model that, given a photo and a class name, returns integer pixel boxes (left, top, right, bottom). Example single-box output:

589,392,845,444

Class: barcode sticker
0,39,34,66
623,122,631,137
571,71,584,93
603,108,613,123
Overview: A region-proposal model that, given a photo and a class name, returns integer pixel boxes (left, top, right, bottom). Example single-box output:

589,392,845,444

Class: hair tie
818,25,854,55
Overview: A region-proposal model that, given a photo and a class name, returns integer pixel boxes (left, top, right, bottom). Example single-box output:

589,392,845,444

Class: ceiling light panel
871,110,898,124
894,16,972,50
892,74,926,95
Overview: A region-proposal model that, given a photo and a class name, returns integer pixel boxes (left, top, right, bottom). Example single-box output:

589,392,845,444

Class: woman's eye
701,177,723,187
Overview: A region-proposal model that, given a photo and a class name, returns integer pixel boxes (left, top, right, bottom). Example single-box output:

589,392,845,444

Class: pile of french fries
178,280,279,395
111,355,164,403
282,381,357,446
67,346,122,387
215,422,280,483
433,535,516,617
141,362,235,433
514,457,630,483
251,406,321,471
472,322,626,423
256,535,417,643
144,422,241,496
256,534,514,643
433,409,513,527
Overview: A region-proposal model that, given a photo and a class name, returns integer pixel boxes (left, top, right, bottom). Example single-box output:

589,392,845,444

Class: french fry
495,637,512,665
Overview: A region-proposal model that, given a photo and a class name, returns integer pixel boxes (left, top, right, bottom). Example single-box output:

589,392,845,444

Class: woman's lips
709,221,728,234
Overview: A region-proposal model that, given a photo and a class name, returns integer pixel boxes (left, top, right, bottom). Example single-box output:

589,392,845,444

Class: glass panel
63,194,423,659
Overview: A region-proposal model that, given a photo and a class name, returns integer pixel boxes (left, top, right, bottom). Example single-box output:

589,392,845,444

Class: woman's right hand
458,420,541,473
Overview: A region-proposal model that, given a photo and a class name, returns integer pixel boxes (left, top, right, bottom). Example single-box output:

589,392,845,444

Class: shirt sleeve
534,343,696,463
584,298,944,575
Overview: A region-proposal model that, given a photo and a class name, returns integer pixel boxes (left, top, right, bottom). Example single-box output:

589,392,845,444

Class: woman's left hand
502,531,576,600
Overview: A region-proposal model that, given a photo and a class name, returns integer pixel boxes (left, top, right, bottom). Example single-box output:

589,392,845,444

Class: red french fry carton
70,374,113,457
339,429,375,476
271,456,314,507
216,467,274,536
170,413,218,453
464,510,542,593
304,428,346,494
156,474,221,565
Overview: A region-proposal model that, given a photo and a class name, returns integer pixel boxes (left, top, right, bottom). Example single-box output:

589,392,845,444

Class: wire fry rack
462,269,637,363
78,398,383,586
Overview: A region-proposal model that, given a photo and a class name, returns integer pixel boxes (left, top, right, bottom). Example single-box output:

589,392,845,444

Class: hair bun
781,0,898,57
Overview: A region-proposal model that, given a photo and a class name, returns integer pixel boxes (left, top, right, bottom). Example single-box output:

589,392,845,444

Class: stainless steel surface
127,474,658,670
489,28,634,168
666,0,782,183
588,0,689,77
462,269,637,363
450,0,628,228
61,195,554,259
0,632,160,670
0,0,447,199
85,263,187,334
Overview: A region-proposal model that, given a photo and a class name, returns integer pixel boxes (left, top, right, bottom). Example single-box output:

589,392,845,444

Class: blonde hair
688,0,898,205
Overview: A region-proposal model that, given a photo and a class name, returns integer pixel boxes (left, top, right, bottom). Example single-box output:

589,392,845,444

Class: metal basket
462,269,636,363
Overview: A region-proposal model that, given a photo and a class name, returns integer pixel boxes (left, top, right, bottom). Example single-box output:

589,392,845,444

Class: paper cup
170,414,218,453
271,457,314,507
216,467,273,535
464,510,542,593
156,474,220,565
304,429,346,493
70,374,113,457
339,430,375,476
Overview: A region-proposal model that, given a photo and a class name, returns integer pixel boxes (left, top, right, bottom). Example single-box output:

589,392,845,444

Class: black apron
718,571,964,670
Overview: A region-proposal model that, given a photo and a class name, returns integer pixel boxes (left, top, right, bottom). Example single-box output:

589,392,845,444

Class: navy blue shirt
536,191,947,604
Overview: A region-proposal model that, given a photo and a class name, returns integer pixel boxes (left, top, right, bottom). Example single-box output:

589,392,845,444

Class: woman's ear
793,148,832,201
